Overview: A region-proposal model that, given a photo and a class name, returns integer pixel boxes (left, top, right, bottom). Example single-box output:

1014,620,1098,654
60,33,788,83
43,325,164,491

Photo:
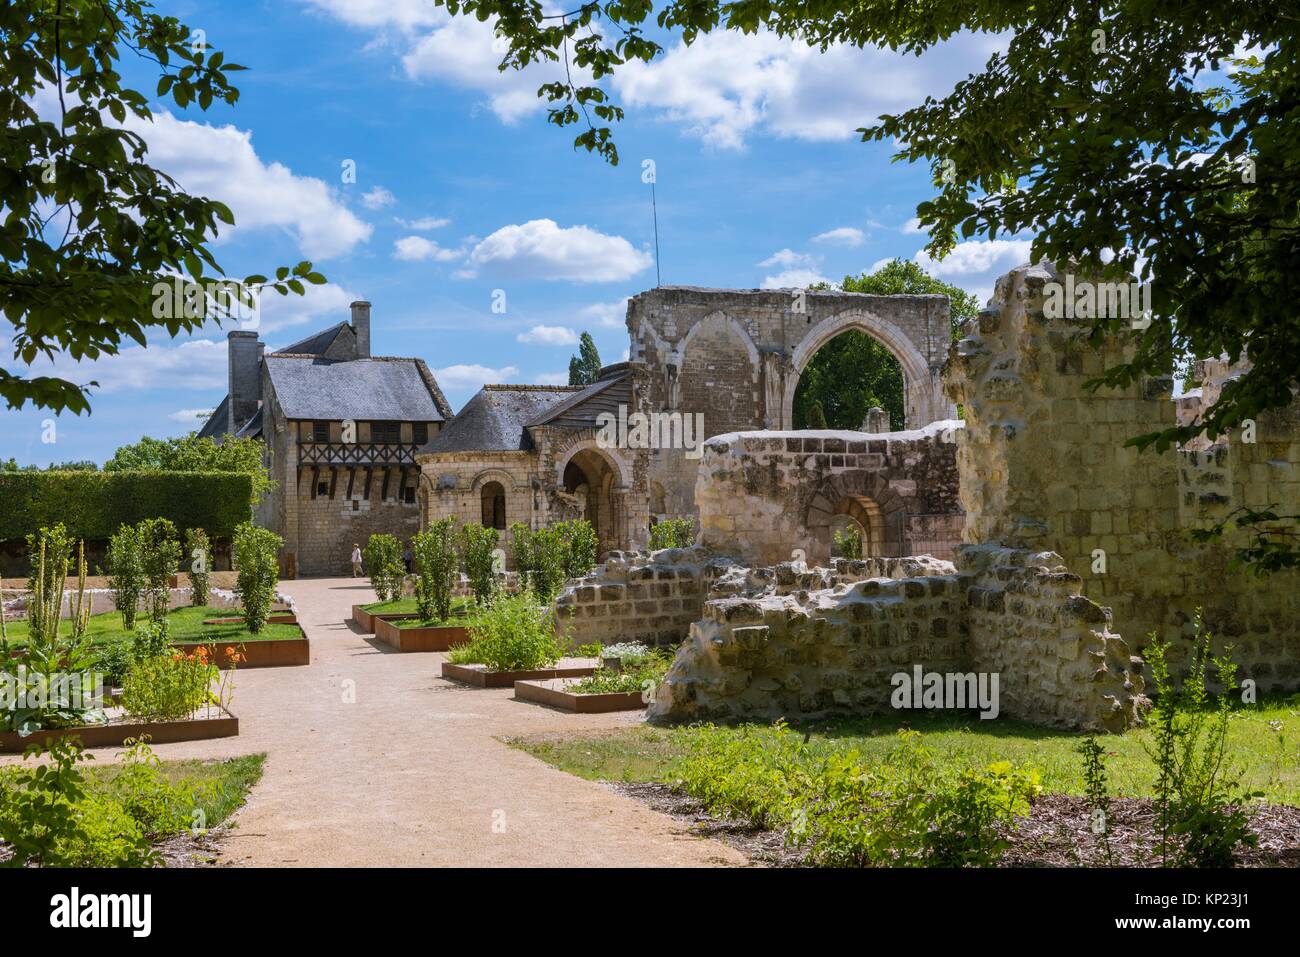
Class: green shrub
185,527,212,606
569,650,672,697
131,617,171,664
509,523,568,601
556,519,598,579
137,518,181,623
105,738,207,838
460,522,500,604
413,519,458,622
453,593,563,672
1144,612,1260,867
649,518,695,550
0,470,252,544
0,737,156,868
834,525,863,560
232,522,280,634
121,651,215,722
90,638,134,687
106,523,144,629
363,533,405,603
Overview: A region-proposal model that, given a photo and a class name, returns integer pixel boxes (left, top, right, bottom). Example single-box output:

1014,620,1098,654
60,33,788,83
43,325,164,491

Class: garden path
39,578,746,867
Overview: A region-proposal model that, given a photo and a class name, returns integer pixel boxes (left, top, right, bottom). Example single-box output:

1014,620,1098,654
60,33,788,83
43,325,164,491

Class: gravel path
5,577,744,868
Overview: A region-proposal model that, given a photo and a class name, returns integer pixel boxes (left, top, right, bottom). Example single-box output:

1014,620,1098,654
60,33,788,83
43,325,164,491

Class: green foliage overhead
567,331,602,386
1,0,325,415
0,471,251,543
836,258,979,338
104,433,272,506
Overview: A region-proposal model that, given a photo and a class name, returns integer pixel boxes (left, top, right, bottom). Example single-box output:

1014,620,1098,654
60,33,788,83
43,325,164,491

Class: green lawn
363,595,477,627
0,605,301,650
511,698,1300,806
89,752,267,829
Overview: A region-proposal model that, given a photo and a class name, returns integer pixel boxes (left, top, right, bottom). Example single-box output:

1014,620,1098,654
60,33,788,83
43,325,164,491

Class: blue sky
1,0,1032,466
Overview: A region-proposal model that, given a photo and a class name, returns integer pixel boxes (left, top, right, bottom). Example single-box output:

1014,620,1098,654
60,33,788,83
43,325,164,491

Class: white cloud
168,408,217,424
361,186,397,210
812,227,865,247
517,324,579,346
758,248,818,270
256,281,359,338
534,371,570,386
914,238,1033,278
34,338,230,395
433,363,519,391
396,215,451,231
393,235,463,262
615,29,1004,149
123,111,372,260
901,217,926,234
300,0,443,31
463,219,652,282
578,298,631,329
761,268,830,289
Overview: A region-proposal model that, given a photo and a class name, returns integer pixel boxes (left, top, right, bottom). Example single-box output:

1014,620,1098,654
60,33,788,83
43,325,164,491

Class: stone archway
803,471,909,559
555,441,633,554
781,309,947,430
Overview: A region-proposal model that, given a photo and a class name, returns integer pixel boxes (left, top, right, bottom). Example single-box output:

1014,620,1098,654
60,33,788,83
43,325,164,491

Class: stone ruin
555,263,1299,732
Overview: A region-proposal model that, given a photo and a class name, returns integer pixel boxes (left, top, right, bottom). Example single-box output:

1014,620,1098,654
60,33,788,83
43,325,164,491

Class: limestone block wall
945,263,1300,687
694,422,963,566
294,482,421,576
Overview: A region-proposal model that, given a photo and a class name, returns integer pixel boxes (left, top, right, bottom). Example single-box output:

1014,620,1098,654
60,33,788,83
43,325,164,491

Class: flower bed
172,635,309,668
513,678,646,713
372,617,468,653
441,661,597,688
0,709,238,753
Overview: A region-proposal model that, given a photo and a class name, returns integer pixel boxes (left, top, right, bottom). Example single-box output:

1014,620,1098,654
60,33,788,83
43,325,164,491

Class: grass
0,605,301,650
88,752,267,829
511,697,1300,806
361,596,475,625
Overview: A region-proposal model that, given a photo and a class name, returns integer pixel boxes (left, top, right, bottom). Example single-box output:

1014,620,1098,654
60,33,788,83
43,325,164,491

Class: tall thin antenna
651,178,661,287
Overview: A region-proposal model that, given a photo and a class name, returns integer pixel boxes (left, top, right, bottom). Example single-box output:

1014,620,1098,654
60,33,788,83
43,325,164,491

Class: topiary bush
185,527,211,606
460,522,500,605
232,522,280,634
106,523,144,629
363,533,404,603
413,518,458,623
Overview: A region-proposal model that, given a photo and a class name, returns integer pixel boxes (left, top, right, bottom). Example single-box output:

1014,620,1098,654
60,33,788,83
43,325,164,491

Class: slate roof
526,367,631,430
264,355,446,423
425,385,582,453
234,406,263,439
278,322,348,357
196,395,229,440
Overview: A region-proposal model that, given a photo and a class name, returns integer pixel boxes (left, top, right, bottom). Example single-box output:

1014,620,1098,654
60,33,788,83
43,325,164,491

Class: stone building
417,366,648,563
200,301,452,576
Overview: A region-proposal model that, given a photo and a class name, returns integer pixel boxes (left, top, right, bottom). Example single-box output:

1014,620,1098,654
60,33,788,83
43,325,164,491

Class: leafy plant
185,527,212,607
105,738,207,838
121,650,216,722
363,533,405,603
1143,613,1260,867
232,522,281,634
1077,735,1114,865
413,519,458,623
834,525,863,560
510,523,567,601
0,737,155,868
106,523,144,630
460,522,500,605
131,617,171,664
90,638,134,687
648,518,695,550
451,593,563,672
136,517,181,623
569,652,671,697
556,519,598,579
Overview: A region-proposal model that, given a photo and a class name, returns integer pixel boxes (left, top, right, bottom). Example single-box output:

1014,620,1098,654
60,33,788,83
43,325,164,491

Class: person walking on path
351,543,363,578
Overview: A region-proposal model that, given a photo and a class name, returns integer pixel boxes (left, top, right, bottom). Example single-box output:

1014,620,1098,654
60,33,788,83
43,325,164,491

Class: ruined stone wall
694,422,963,566
945,263,1300,686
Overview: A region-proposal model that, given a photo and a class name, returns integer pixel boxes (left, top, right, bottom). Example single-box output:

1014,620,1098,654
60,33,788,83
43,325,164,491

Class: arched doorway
804,473,908,561
782,309,945,430
791,328,905,430
480,480,506,530
559,445,627,555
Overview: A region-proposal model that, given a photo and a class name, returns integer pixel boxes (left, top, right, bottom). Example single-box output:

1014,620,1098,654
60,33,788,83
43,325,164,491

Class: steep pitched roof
196,395,229,440
525,367,631,429
234,406,263,439
264,355,446,422
426,385,582,453
277,321,348,357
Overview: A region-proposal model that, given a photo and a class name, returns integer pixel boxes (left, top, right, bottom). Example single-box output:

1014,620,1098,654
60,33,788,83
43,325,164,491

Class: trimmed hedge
0,471,252,543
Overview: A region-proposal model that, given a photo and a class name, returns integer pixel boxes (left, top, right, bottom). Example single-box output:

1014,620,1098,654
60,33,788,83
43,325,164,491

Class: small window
370,421,400,444
312,421,330,443
316,481,329,496
413,422,429,445
352,500,359,511
403,485,416,504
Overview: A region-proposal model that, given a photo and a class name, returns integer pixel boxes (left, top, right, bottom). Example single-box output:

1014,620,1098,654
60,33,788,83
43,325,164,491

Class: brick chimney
227,330,261,434
351,300,371,359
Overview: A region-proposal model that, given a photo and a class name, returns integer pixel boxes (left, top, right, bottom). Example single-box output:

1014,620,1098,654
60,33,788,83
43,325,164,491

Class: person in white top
350,543,363,578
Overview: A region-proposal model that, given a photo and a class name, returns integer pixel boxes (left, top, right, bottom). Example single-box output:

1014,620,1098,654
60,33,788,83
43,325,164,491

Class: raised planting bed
372,617,468,653
0,709,238,753
171,633,310,668
514,678,647,713
201,613,298,626
441,660,598,689
351,596,475,634
350,605,419,634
